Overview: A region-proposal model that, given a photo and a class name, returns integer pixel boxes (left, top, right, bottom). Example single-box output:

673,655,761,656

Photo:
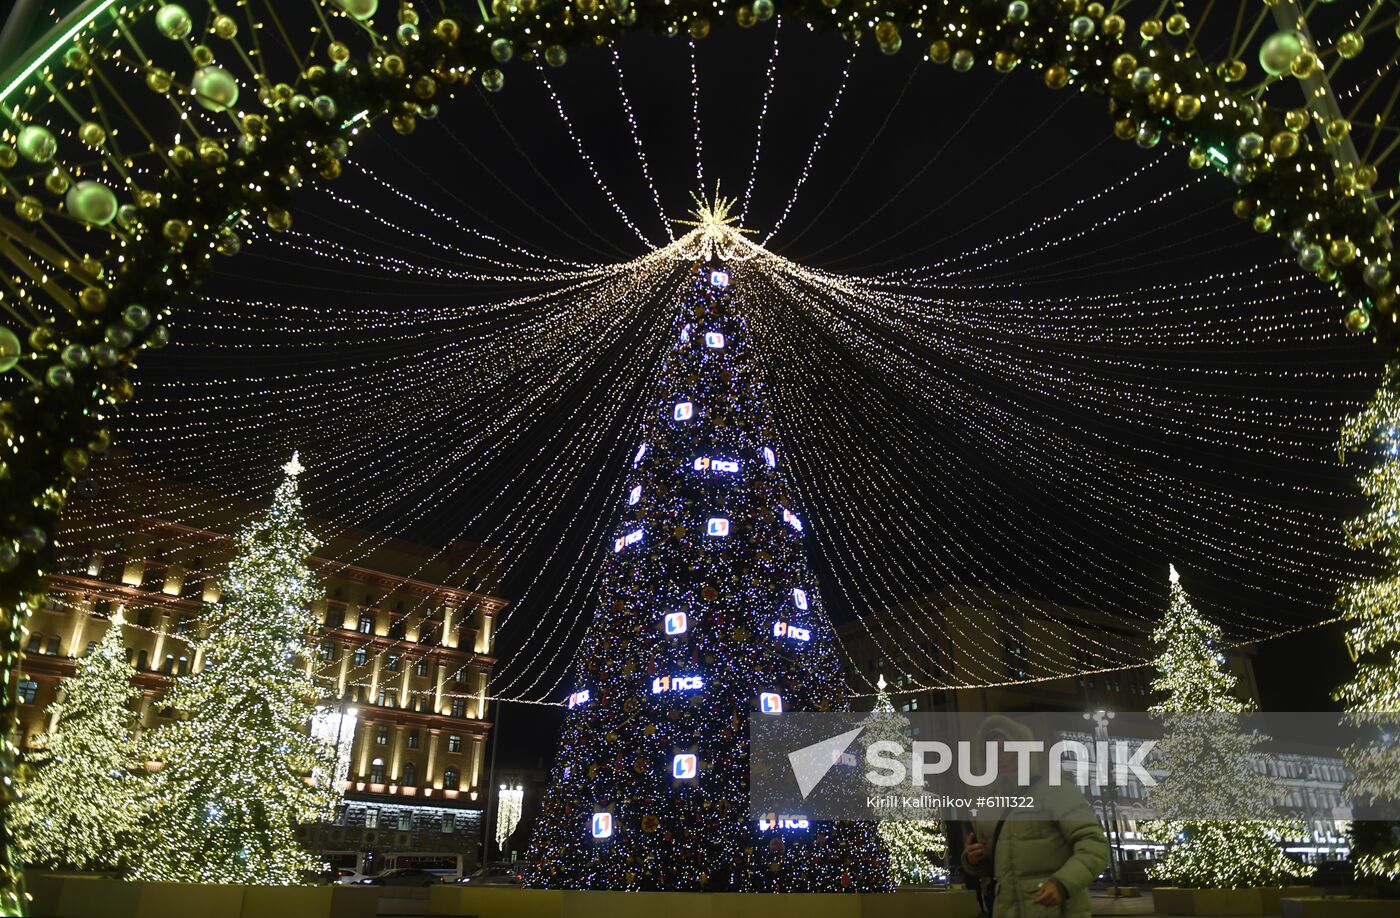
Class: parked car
455,863,524,886
332,868,369,886
361,867,448,888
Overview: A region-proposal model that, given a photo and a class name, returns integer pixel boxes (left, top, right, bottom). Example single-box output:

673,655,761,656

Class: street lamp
1083,709,1126,894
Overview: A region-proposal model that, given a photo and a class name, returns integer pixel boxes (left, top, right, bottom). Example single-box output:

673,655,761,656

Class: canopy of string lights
3,0,1400,908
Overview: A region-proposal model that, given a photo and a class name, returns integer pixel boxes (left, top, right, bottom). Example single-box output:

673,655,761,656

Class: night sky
43,12,1377,757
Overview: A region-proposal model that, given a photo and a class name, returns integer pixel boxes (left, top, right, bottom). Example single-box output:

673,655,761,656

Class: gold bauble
1140,19,1162,39
1224,59,1246,82
192,44,214,66
576,0,599,12
1172,95,1201,120
78,287,107,312
1102,14,1125,36
413,76,437,99
0,144,16,168
318,158,343,180
1112,118,1136,141
266,209,292,232
212,14,237,39
1336,32,1363,60
1186,147,1208,169
435,19,461,43
392,113,417,135
383,54,406,77
1165,13,1187,35
874,20,898,45
328,41,351,63
1252,214,1272,234
146,68,173,93
1329,238,1357,265
821,0,840,7
1326,118,1351,142
197,137,227,165
242,113,267,134
1111,53,1136,80
1231,198,1254,219
994,50,1018,73
44,170,70,195
136,189,160,208
736,5,756,27
1283,108,1309,131
1269,131,1299,158
305,64,327,82
1147,89,1171,112
110,379,135,403
1043,65,1068,89
689,17,711,39
1344,308,1370,333
162,219,190,243
78,122,105,147
1356,164,1378,188
928,40,951,64
1290,50,1317,78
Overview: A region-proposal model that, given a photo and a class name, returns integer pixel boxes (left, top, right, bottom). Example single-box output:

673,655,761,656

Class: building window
324,606,343,628
364,807,379,828
162,654,176,674
443,767,460,791
17,679,38,704
447,734,462,754
176,616,192,635
402,762,417,787
319,642,335,662
386,654,400,672
375,725,389,746
376,688,386,707
25,633,41,653
137,609,152,628
137,649,149,670
370,759,385,784
398,810,412,830
45,635,60,656
388,620,406,640
414,658,429,677
84,640,97,657
333,805,347,826
358,613,374,634
441,814,454,833
407,730,420,749
450,698,466,718
353,647,367,666
419,622,439,645
384,690,397,708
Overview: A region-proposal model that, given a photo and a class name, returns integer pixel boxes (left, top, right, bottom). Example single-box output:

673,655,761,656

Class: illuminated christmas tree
524,252,889,891
859,676,946,885
134,454,336,884
1336,376,1400,885
13,608,141,872
1142,565,1309,888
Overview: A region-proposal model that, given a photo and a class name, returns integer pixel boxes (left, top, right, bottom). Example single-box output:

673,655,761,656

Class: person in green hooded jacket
961,715,1110,918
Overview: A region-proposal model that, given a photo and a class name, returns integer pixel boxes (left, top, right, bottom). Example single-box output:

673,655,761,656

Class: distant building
21,455,507,874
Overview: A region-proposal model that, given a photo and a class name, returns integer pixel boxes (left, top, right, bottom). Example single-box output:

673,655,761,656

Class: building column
433,663,449,715
390,725,407,783
192,620,209,673
399,665,412,709
149,612,169,667
356,719,373,779
442,604,458,649
336,647,350,697
65,598,92,657
426,729,443,788
474,670,488,719
475,606,494,654
469,736,485,789
369,654,384,703
46,687,66,732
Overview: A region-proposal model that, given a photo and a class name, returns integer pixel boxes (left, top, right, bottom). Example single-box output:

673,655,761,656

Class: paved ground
1090,890,1159,916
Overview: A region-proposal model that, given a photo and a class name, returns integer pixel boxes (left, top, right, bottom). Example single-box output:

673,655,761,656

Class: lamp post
1084,709,1125,894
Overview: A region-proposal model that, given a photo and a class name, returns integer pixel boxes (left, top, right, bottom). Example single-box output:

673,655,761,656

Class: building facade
18,457,507,873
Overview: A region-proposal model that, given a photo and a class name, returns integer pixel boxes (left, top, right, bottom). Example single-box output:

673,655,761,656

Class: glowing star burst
672,186,760,263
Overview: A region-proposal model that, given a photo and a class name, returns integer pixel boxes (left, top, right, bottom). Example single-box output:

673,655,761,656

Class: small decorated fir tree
1336,374,1400,885
13,608,141,872
1142,565,1309,889
134,454,336,884
859,676,947,885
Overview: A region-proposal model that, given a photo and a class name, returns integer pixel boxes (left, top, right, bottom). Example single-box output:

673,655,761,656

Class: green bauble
481,68,505,92
1259,30,1304,77
336,0,378,21
65,181,119,225
193,66,240,112
753,0,774,21
0,326,21,373
544,45,568,67
156,4,193,39
17,125,57,163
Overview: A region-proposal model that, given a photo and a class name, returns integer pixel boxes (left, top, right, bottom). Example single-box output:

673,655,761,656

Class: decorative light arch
0,0,1397,909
